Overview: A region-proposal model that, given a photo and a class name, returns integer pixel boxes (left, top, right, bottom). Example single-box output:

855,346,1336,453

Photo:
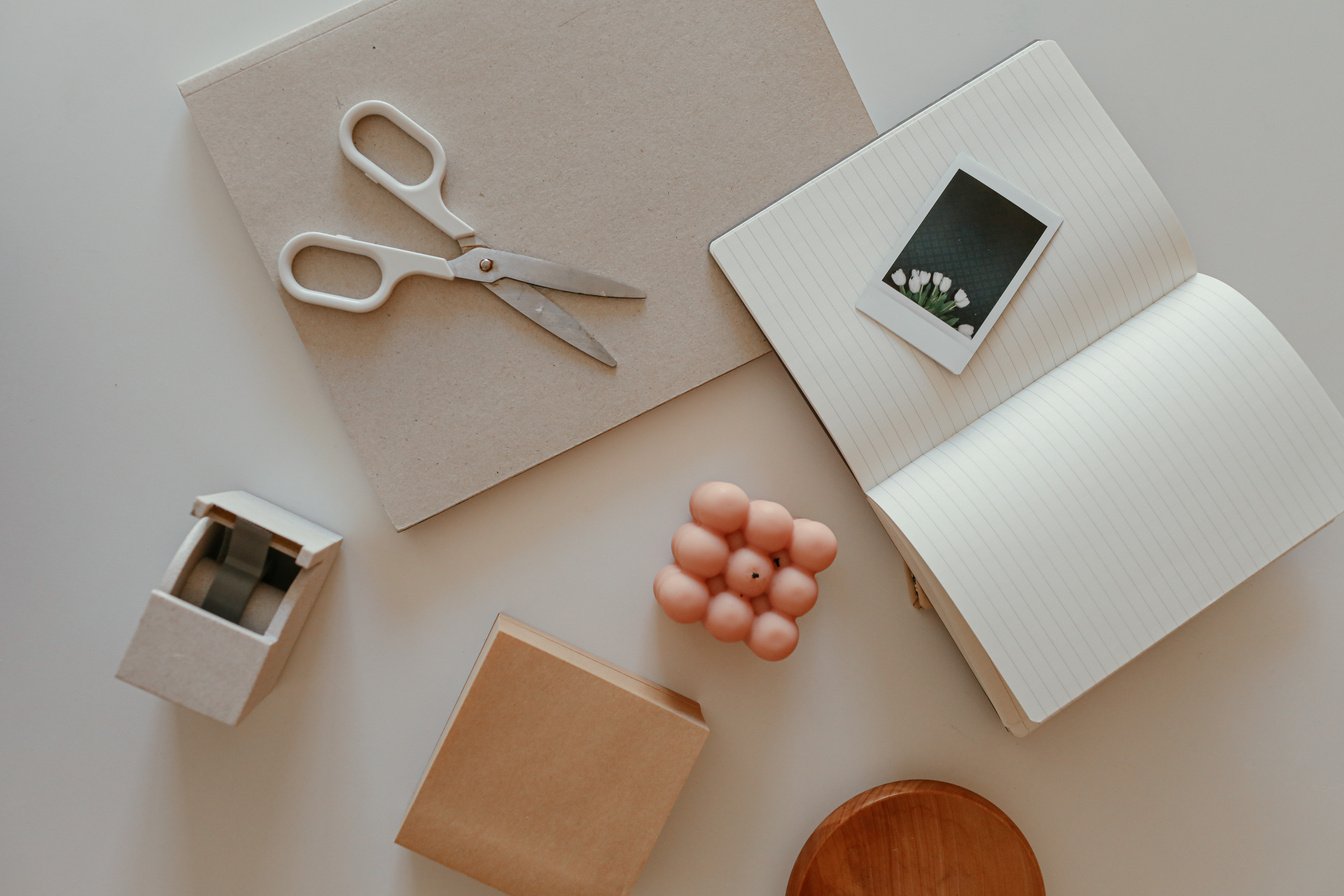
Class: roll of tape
180,556,220,607
180,556,285,635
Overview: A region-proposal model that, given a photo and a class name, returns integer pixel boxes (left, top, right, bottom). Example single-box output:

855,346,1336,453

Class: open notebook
710,40,1344,735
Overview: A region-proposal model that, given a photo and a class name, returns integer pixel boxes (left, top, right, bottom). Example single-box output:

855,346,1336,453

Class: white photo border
856,153,1063,375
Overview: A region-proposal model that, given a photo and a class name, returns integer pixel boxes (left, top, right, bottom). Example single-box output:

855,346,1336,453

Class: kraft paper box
397,615,709,896
179,0,875,530
116,491,342,725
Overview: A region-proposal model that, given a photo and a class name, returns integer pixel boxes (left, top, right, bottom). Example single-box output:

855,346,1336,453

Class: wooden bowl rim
786,779,1044,896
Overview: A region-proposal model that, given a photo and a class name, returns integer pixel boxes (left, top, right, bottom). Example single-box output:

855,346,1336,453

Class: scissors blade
453,249,645,298
484,278,618,367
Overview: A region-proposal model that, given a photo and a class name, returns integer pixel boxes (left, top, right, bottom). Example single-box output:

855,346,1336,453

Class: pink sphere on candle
747,611,800,661
704,592,754,642
768,566,818,617
789,519,838,573
653,566,710,623
724,547,774,597
743,500,794,553
653,564,683,599
654,482,836,662
671,523,730,579
689,481,750,534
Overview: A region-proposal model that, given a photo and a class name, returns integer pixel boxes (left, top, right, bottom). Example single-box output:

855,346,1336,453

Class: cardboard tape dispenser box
116,491,342,725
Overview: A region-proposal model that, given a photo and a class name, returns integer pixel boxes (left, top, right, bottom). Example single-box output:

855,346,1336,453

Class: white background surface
3,1,1342,893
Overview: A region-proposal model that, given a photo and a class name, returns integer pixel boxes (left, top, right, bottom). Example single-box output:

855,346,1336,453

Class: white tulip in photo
891,269,907,287
954,289,969,308
940,275,952,292
958,324,975,337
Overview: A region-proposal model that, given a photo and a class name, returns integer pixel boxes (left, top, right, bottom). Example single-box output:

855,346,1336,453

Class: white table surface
4,1,1343,892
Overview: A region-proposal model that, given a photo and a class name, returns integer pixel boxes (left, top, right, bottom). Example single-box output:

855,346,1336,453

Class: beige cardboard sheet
181,0,874,529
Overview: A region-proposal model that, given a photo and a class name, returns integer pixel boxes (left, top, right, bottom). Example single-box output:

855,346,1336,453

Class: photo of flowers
888,268,975,337
858,155,1062,374
881,166,1051,339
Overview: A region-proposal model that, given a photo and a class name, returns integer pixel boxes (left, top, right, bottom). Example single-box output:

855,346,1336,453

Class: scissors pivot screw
478,257,494,273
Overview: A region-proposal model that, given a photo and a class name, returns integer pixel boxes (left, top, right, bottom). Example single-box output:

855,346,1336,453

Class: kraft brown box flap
180,0,875,529
396,616,709,896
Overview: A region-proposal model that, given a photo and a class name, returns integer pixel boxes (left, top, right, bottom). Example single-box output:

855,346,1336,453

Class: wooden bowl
786,780,1044,895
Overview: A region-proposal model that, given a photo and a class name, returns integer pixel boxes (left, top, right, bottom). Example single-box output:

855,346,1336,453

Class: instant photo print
857,155,1062,374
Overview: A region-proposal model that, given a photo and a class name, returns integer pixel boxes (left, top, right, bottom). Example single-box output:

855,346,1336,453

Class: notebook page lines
1036,50,1192,285
1011,54,1188,293
874,275,1344,722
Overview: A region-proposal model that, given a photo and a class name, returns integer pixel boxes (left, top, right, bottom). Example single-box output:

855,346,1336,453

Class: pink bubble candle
654,482,838,661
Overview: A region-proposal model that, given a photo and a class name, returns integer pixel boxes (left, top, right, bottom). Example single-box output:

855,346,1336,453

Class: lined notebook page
870,275,1344,724
710,40,1195,490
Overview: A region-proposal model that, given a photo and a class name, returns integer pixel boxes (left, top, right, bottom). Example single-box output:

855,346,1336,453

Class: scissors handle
339,100,475,242
278,232,453,313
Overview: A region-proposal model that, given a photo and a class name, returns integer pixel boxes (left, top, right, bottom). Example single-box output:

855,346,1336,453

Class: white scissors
278,100,644,367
